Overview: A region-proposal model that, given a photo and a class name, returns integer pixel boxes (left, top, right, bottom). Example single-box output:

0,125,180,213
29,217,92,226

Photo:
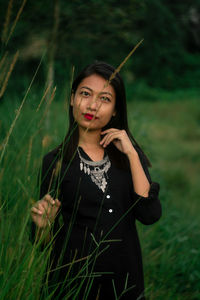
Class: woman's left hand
100,128,138,157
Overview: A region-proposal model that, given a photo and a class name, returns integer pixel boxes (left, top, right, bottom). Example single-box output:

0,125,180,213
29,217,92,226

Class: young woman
31,61,161,300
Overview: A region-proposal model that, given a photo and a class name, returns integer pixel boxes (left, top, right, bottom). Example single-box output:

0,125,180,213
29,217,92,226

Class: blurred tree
0,0,200,91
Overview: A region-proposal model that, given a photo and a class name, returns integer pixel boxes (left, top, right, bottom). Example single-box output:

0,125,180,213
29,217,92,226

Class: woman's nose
87,96,100,111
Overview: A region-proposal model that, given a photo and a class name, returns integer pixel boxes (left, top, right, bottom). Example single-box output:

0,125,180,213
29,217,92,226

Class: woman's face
71,74,116,131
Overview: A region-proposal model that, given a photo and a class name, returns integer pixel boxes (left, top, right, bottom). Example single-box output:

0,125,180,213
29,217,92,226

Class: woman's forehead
78,74,116,97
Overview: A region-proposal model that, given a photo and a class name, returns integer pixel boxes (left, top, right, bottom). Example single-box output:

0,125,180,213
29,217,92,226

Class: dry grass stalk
47,253,91,276
1,0,13,44
6,0,27,45
55,159,62,177
36,82,53,112
27,250,35,270
47,168,56,195
42,135,51,148
108,39,144,84
0,168,4,183
45,0,60,103
64,65,75,111
0,52,8,71
45,86,57,109
26,136,33,173
96,286,101,300
38,86,57,128
0,55,9,87
0,51,19,98
0,55,44,165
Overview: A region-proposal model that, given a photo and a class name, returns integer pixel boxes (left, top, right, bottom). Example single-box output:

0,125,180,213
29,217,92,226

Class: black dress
31,146,161,300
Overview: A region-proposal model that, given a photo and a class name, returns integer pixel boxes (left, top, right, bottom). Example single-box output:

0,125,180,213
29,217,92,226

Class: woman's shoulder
43,147,59,159
42,146,78,173
42,147,61,168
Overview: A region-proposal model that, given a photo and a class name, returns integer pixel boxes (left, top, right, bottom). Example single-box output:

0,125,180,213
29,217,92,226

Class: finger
100,135,108,145
55,199,61,207
44,194,55,204
39,204,53,220
31,207,43,215
48,203,60,219
43,194,55,205
50,200,61,216
41,201,56,216
45,198,60,213
100,130,119,145
102,129,127,145
102,132,121,147
101,128,119,134
40,199,50,209
100,132,114,146
38,202,48,214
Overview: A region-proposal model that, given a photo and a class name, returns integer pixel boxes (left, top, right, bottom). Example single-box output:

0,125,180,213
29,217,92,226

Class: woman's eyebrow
80,86,92,91
80,86,113,97
99,91,113,97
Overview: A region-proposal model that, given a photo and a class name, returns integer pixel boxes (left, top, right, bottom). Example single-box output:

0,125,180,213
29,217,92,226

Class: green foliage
1,0,200,90
1,88,200,299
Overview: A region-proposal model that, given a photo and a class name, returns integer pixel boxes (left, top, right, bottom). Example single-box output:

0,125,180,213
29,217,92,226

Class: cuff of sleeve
148,182,160,198
134,182,160,200
133,182,161,225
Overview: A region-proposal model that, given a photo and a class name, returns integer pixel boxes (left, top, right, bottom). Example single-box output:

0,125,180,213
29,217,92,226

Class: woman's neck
78,127,102,149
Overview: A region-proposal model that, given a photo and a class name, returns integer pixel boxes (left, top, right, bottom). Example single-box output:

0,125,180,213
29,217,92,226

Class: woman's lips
83,113,98,120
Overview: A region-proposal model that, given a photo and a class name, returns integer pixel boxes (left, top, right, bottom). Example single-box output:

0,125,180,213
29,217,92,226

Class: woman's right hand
31,194,61,228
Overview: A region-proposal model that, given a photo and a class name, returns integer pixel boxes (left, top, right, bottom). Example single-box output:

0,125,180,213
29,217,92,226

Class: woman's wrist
126,148,139,160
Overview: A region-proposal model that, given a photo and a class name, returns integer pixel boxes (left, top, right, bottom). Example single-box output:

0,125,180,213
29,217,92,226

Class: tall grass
1,84,200,299
1,1,200,298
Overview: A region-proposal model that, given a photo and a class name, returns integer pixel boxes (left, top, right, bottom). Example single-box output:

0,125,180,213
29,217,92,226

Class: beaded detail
77,147,111,192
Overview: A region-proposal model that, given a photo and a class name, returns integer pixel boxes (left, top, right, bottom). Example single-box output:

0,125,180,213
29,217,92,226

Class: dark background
1,0,200,98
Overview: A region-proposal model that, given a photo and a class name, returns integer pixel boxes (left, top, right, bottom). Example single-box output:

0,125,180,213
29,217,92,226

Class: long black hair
59,61,151,169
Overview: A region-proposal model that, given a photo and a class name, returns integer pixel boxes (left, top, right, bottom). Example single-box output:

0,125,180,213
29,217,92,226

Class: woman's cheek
73,102,83,120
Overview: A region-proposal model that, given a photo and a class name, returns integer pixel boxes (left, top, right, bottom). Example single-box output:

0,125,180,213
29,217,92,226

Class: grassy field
130,97,200,299
0,88,200,299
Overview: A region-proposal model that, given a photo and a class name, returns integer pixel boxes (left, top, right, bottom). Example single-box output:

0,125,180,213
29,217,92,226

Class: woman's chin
78,123,102,132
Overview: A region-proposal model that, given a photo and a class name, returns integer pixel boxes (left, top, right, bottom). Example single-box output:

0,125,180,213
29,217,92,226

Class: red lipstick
84,113,97,120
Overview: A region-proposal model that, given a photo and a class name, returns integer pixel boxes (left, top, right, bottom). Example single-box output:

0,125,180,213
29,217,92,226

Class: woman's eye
101,96,111,102
80,91,90,97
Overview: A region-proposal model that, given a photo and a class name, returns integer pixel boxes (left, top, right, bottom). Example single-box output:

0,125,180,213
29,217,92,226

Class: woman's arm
129,147,161,225
100,128,150,196
100,128,161,225
30,150,61,245
127,149,150,197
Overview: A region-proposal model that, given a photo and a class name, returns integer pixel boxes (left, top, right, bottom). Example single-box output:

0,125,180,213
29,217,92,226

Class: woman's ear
112,110,116,117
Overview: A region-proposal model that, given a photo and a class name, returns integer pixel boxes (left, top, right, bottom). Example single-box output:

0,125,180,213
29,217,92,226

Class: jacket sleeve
30,151,60,245
39,152,60,199
131,147,162,225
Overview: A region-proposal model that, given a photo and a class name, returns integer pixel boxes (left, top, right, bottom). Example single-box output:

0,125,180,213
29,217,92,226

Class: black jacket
30,146,161,300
